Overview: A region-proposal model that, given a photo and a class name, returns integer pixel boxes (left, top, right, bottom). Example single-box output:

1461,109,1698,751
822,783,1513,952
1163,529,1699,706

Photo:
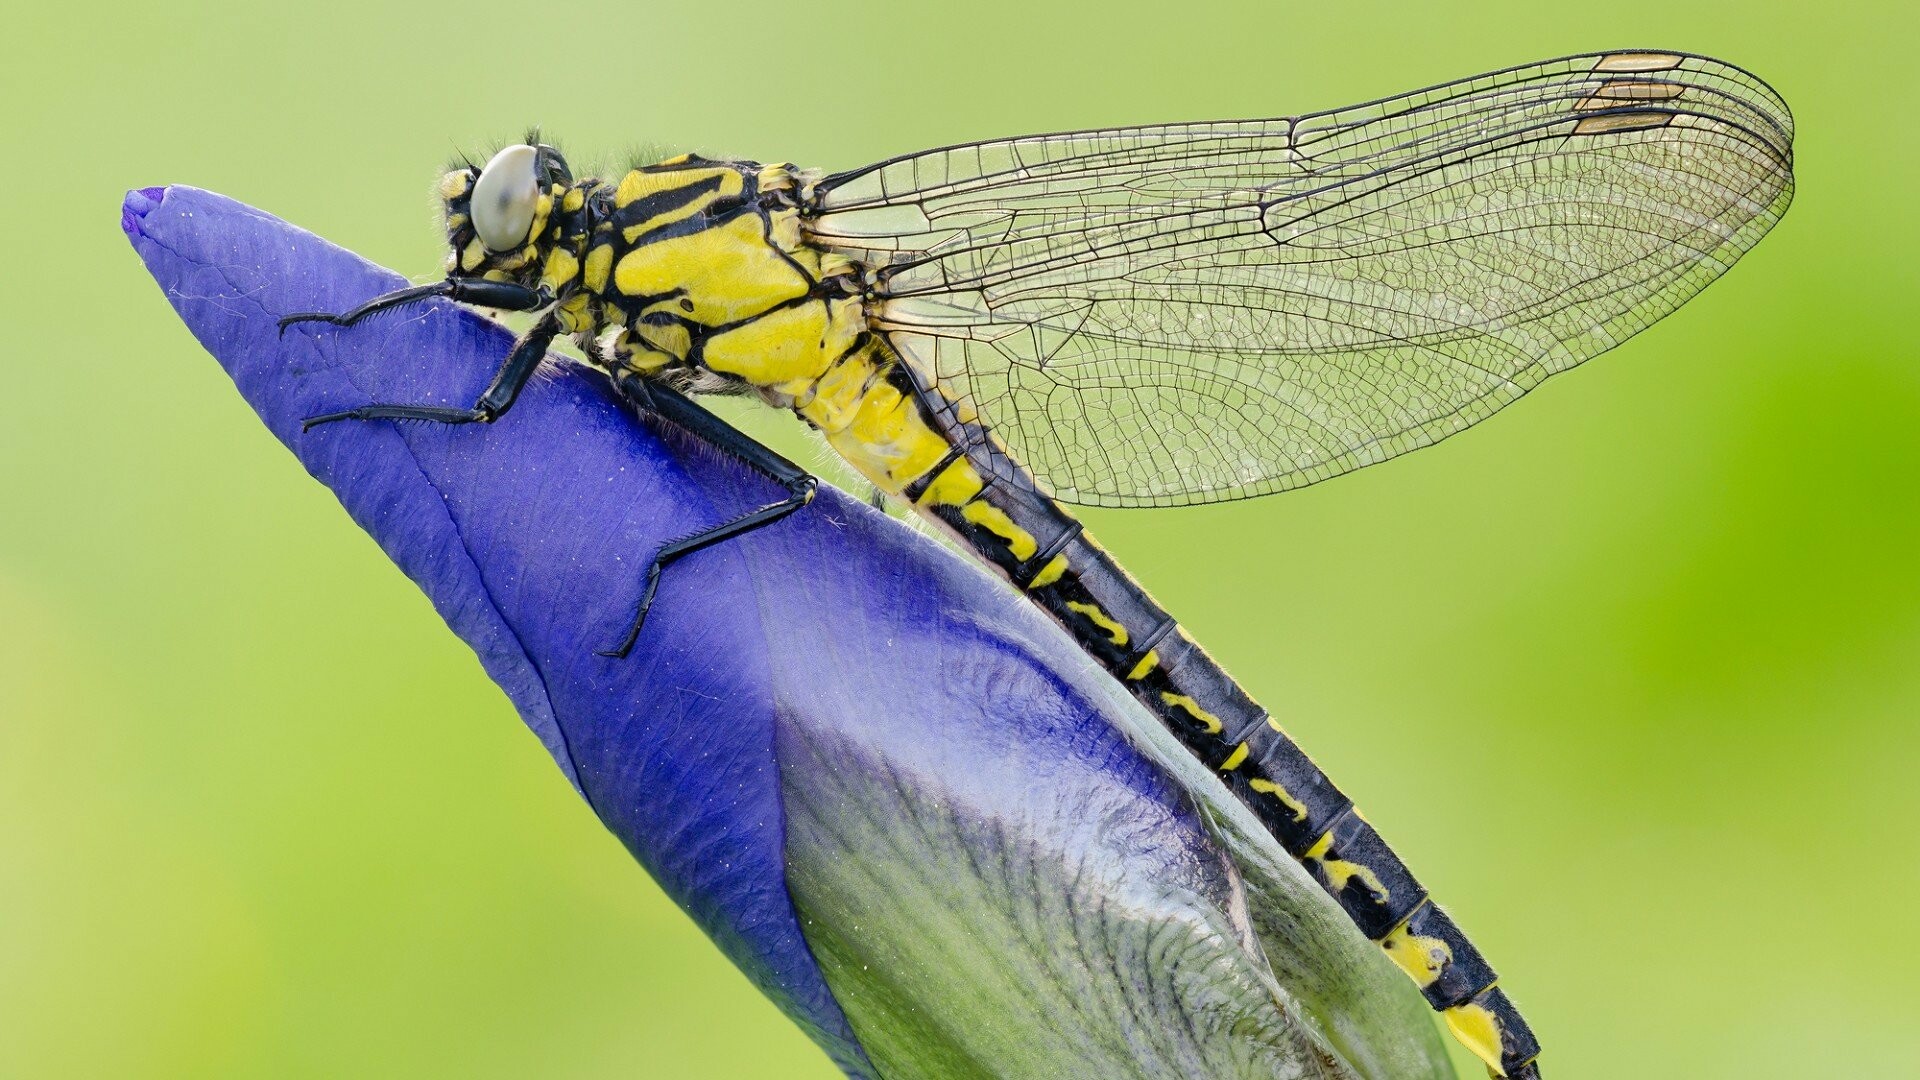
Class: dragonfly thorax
518,156,871,399
439,148,876,416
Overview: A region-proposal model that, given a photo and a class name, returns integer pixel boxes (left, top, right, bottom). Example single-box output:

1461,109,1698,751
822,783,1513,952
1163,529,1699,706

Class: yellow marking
1218,743,1249,772
1248,779,1308,822
915,457,986,507
614,168,683,208
1378,913,1452,988
1303,831,1390,902
1125,648,1157,680
801,342,886,432
554,292,593,334
1027,554,1069,591
637,321,692,360
445,212,468,231
460,239,486,272
828,387,920,488
965,501,1040,561
562,187,585,212
616,342,676,376
542,249,580,290
583,244,613,293
705,301,841,387
1595,51,1681,72
438,170,471,199
613,213,809,325
1573,111,1673,135
1442,999,1507,1074
813,347,961,495
768,206,804,252
801,337,1013,509
1160,693,1223,735
523,193,554,250
1066,601,1127,645
810,295,871,359
706,294,865,394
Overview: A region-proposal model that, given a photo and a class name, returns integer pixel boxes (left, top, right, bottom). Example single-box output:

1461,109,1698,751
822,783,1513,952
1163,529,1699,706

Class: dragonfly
280,49,1795,1078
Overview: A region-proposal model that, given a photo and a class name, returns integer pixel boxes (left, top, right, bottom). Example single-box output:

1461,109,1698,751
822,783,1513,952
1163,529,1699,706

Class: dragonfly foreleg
278,279,545,333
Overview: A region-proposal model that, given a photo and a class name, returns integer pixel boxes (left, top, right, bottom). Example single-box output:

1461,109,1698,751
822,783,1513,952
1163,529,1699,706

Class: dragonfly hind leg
599,374,817,659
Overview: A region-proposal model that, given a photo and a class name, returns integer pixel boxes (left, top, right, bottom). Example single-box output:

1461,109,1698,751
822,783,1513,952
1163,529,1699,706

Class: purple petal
124,184,870,1070
125,185,1445,1078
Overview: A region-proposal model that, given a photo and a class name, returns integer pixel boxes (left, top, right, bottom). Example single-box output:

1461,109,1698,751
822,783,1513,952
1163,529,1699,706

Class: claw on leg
597,565,665,659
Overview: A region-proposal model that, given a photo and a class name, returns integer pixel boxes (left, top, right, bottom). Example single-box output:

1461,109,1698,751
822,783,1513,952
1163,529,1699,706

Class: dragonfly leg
278,279,545,333
301,314,560,431
599,374,817,659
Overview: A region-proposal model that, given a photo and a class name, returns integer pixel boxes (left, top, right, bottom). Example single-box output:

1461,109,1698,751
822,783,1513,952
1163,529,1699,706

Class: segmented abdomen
896,381,1542,1079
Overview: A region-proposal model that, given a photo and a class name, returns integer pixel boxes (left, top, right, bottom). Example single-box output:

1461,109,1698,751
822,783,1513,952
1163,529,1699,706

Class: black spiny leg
599,374,817,659
301,311,561,431
279,279,546,333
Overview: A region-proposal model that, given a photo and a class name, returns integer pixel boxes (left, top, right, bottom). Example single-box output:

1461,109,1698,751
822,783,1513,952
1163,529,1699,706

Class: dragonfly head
438,140,579,283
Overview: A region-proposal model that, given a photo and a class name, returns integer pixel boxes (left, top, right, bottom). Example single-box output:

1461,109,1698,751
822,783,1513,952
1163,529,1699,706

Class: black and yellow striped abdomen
768,321,1542,1075
895,427,1541,1079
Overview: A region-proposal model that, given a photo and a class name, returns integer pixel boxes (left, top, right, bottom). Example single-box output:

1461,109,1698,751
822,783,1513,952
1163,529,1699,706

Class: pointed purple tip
121,187,168,238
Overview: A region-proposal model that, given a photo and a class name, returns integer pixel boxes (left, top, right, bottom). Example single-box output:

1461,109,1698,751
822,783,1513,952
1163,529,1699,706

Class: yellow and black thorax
442,152,980,502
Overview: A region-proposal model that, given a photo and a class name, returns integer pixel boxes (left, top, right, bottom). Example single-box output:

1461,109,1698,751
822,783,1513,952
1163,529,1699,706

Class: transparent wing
806,51,1795,507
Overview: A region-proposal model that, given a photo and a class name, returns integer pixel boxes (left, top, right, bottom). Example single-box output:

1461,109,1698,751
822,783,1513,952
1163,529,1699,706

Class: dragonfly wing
806,51,1795,508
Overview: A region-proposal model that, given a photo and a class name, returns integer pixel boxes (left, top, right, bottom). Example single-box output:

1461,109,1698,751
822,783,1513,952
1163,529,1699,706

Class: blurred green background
5,1,1916,1076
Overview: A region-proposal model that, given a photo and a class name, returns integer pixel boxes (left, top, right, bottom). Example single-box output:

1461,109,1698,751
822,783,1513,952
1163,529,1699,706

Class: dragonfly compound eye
470,143,540,252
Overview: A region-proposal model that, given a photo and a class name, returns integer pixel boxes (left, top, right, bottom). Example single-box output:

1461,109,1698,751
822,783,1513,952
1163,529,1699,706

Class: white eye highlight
471,144,540,252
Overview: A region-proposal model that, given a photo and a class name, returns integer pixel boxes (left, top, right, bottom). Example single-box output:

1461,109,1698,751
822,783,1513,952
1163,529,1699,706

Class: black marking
1222,707,1273,748
903,443,967,503
1309,806,1429,938
1243,722,1352,851
611,171,728,231
1013,520,1083,587
1124,614,1179,670
1398,901,1499,1009
1477,985,1543,1075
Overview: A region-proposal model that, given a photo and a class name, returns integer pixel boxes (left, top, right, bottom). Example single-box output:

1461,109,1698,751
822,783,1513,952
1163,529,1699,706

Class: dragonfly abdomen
898,428,1542,1078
